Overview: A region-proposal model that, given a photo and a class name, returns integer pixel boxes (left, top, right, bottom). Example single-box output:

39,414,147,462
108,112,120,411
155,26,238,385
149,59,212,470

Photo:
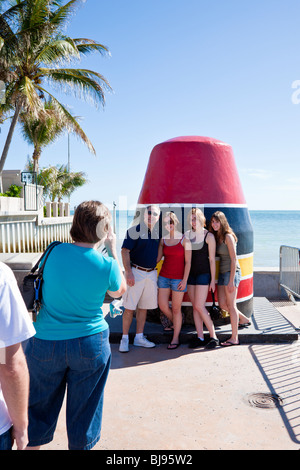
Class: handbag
209,289,222,321
22,241,62,321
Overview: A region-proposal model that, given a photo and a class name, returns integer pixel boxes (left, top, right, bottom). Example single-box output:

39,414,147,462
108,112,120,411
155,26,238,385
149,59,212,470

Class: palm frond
20,98,67,149
18,76,46,117
35,84,96,154
37,161,88,202
73,38,110,57
36,36,80,64
0,1,26,27
49,0,83,27
37,67,111,106
0,1,24,50
23,0,53,30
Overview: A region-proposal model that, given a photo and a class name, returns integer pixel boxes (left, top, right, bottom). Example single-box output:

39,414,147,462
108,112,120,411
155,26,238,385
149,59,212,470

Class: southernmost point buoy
137,136,254,317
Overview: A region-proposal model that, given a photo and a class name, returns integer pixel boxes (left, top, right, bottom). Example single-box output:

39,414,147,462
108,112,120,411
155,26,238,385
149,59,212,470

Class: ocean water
249,210,300,268
113,210,300,269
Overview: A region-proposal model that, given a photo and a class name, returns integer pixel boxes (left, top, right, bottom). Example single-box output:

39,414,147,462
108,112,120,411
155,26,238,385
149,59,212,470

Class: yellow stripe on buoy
156,259,163,276
238,253,253,278
215,254,253,279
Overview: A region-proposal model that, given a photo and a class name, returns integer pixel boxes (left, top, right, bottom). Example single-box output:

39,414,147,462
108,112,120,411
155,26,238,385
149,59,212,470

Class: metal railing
0,215,73,253
280,245,300,303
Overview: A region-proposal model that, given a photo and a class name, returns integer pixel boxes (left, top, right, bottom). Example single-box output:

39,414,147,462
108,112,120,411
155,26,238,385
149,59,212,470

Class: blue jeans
0,428,12,450
25,329,111,450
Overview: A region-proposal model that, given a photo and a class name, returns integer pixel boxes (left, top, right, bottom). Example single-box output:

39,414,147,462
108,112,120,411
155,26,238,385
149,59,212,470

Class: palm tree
20,98,95,173
56,164,87,202
0,0,111,190
36,163,87,202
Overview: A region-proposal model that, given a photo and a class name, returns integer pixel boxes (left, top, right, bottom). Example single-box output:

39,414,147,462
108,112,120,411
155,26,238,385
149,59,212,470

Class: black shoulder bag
22,241,62,321
209,289,222,321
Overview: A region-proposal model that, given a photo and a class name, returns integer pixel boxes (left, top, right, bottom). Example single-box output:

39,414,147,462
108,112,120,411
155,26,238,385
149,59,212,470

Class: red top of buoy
164,136,225,144
138,136,246,205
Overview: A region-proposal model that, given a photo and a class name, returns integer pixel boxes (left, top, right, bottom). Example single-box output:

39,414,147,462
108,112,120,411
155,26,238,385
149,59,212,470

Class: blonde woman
209,211,250,347
185,208,219,349
157,212,191,350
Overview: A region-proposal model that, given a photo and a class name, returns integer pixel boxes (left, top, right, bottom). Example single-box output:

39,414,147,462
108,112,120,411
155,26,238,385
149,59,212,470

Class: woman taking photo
25,201,126,450
209,211,250,347
157,211,191,350
186,208,219,350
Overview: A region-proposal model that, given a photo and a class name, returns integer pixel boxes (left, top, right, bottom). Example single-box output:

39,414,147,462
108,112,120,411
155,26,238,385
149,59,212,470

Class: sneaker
133,335,155,348
119,337,129,353
205,338,219,350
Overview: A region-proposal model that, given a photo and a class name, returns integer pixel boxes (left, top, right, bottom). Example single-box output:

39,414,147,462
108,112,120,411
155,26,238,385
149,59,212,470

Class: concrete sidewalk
107,297,300,345
32,300,300,451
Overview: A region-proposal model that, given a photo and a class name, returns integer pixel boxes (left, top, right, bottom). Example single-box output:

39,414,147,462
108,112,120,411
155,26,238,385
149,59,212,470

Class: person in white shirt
0,262,35,450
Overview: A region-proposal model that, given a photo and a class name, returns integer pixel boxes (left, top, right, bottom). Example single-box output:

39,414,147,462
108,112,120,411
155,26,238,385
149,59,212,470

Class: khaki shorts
122,267,158,310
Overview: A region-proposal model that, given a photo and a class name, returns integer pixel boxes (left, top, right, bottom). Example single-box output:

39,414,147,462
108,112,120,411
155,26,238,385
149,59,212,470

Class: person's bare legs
170,291,184,346
122,308,150,335
194,285,217,340
136,308,147,334
122,308,134,335
158,288,173,323
187,285,204,339
220,285,239,345
217,286,249,326
238,310,251,325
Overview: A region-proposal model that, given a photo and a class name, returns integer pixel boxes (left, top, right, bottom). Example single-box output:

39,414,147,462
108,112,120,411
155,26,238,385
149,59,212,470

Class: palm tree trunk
0,102,22,192
32,147,41,174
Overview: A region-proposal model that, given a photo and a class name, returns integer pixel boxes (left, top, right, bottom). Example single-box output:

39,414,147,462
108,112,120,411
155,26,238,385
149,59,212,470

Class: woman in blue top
25,201,126,450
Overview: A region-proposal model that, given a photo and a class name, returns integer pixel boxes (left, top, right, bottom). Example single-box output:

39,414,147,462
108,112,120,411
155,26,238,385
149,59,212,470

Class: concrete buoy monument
137,136,254,317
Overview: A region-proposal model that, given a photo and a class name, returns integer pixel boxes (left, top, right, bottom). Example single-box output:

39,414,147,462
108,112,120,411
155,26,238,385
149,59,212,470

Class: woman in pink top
157,212,191,349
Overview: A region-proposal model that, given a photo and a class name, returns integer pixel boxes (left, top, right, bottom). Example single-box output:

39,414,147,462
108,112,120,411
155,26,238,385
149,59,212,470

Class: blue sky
1,0,300,211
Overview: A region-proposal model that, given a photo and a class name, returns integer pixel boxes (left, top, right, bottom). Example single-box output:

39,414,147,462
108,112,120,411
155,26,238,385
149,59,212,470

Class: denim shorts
0,428,12,451
25,329,111,450
187,273,211,286
157,275,187,292
218,270,241,287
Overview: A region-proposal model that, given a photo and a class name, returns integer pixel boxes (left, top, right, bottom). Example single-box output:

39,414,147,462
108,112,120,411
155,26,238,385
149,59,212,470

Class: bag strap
30,241,62,275
211,289,216,306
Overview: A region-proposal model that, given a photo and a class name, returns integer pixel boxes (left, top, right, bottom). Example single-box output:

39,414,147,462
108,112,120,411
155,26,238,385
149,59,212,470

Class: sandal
221,340,240,347
238,322,251,329
167,343,180,350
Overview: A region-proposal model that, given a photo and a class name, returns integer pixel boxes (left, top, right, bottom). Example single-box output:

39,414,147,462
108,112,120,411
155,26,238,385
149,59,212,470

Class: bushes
0,184,22,197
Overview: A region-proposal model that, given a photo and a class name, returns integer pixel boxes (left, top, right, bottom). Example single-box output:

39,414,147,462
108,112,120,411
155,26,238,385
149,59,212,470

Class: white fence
280,245,300,303
0,214,73,253
23,183,44,211
0,184,44,213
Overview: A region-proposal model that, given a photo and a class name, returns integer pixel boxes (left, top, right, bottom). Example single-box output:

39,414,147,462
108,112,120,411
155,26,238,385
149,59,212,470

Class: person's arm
156,238,164,264
106,262,127,298
207,232,216,293
104,228,127,297
121,248,135,287
0,343,30,450
225,233,238,293
177,237,191,291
